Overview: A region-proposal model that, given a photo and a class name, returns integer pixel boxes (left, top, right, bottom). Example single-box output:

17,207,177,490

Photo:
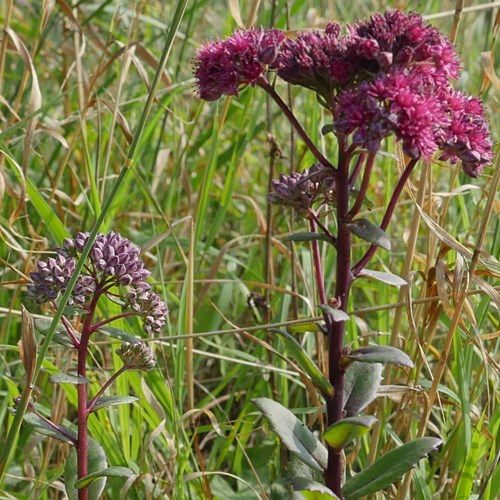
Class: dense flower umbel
274,10,460,99
194,10,493,176
194,28,285,100
27,232,167,334
267,164,336,216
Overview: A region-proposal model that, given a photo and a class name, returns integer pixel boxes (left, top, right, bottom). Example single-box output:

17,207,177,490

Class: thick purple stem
352,158,418,276
325,136,353,497
258,79,337,173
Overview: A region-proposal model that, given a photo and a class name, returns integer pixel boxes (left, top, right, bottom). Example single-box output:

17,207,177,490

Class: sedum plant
17,231,167,499
194,9,493,499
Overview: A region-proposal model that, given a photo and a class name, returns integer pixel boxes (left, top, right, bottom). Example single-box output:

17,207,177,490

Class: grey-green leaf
90,396,139,413
342,437,443,499
252,397,327,472
65,438,107,500
343,362,383,416
50,373,89,385
345,346,414,369
98,326,141,344
285,232,331,243
98,326,139,343
22,412,76,445
74,466,134,488
291,477,341,499
357,269,407,287
34,318,79,348
347,218,391,251
318,304,350,323
272,329,334,398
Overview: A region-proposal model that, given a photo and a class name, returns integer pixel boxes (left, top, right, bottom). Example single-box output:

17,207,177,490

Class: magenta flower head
335,69,448,159
194,27,285,101
353,9,461,80
436,89,494,177
274,10,460,99
27,231,167,335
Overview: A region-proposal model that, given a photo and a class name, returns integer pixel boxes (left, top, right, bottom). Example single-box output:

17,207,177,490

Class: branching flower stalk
194,10,493,497
26,232,167,500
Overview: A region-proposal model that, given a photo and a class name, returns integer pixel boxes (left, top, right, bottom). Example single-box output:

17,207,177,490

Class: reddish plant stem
348,152,366,187
309,210,337,246
352,158,418,276
259,80,337,173
325,136,353,497
89,311,138,332
308,216,331,331
348,153,376,219
76,289,102,500
86,366,128,414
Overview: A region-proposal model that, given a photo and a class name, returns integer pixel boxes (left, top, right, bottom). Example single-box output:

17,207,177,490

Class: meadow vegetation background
0,0,498,498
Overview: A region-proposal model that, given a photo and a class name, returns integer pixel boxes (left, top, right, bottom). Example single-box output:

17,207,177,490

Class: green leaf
64,438,108,500
323,416,377,451
98,326,140,343
287,322,324,334
285,232,331,243
344,346,414,369
342,437,443,499
74,466,134,488
34,318,79,348
347,218,391,251
321,124,335,136
456,413,486,498
21,412,76,445
252,398,327,473
357,269,407,287
318,304,350,323
291,477,340,499
272,329,334,398
50,373,90,384
343,362,383,416
90,396,139,413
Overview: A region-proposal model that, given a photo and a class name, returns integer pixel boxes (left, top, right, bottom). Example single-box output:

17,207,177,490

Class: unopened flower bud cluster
27,232,167,335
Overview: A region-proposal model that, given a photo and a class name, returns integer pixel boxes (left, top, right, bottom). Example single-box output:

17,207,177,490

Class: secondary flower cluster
117,342,156,371
27,232,167,335
267,164,336,216
194,10,493,176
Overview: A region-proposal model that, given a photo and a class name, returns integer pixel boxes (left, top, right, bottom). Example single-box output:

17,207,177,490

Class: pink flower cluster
194,28,284,101
194,10,493,176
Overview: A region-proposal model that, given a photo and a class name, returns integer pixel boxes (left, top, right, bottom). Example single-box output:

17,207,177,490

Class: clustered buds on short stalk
117,342,156,371
267,164,336,216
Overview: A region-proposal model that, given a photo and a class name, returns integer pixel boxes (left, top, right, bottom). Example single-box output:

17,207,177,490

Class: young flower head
117,342,156,371
194,27,285,100
27,232,167,335
334,69,448,159
267,164,336,216
436,88,494,177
